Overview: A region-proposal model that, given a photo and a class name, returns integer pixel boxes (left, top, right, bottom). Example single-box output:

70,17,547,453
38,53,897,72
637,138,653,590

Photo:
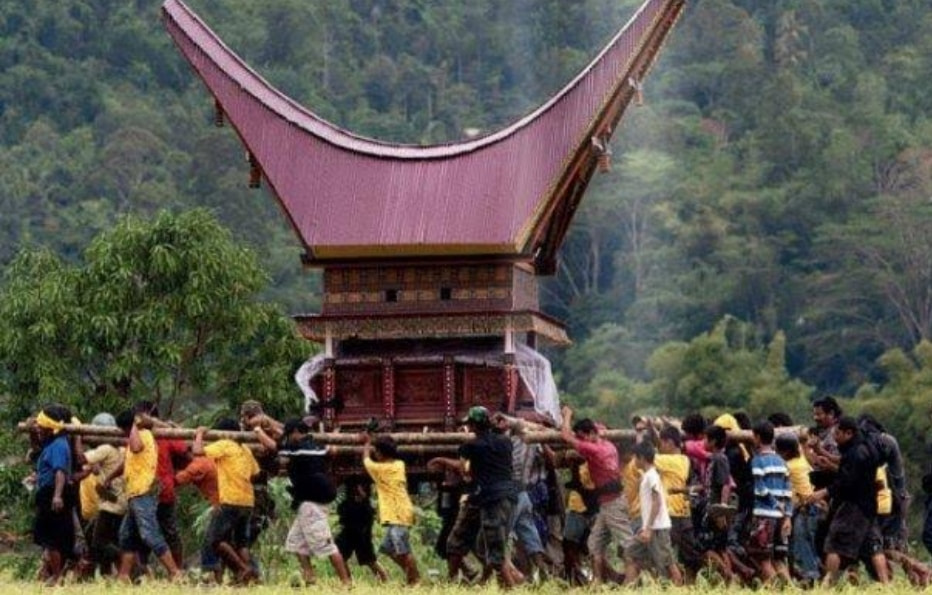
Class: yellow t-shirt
877,466,892,515
364,457,414,526
655,453,690,518
79,474,100,521
623,458,642,519
786,455,813,507
123,429,157,498
567,463,595,513
204,439,259,507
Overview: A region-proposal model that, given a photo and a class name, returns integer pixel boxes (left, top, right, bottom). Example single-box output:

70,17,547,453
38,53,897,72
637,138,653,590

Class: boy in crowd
111,410,182,582
134,401,188,569
562,458,595,585
458,406,519,587
747,421,792,584
700,424,734,582
363,435,420,584
624,441,683,585
276,418,351,586
175,451,220,582
655,426,703,582
31,406,76,585
336,477,388,581
775,434,819,584
193,419,261,584
77,412,127,577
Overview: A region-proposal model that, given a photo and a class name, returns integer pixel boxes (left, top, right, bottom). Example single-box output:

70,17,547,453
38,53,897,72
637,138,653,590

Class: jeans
791,506,821,580
119,494,169,557
509,491,545,555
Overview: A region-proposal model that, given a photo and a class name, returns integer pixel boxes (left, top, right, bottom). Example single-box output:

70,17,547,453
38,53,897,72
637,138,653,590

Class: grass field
0,579,918,594
0,572,922,594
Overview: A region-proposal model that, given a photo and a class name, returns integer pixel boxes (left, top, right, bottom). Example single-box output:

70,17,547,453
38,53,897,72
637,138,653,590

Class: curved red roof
162,0,684,267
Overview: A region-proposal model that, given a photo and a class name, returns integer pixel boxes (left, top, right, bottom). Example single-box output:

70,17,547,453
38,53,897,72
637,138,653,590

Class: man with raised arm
560,405,632,583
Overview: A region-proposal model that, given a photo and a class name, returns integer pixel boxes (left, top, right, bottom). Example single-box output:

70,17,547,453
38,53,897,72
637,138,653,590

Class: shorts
587,496,634,558
336,530,377,565
745,516,780,559
479,497,514,567
878,513,907,551
200,508,221,570
563,511,591,544
206,504,252,550
285,501,339,558
380,524,412,556
625,528,676,576
119,493,168,557
34,486,76,555
825,502,880,561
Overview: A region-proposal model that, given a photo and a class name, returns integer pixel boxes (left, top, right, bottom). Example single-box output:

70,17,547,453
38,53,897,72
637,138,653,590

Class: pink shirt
684,439,710,479
574,438,620,503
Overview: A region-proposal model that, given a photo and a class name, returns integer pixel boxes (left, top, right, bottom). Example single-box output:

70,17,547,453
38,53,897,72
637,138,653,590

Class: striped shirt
751,450,792,518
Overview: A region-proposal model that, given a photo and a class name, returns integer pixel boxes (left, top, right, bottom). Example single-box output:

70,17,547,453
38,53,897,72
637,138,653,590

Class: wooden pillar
322,358,336,429
382,358,395,426
504,324,518,413
443,356,456,430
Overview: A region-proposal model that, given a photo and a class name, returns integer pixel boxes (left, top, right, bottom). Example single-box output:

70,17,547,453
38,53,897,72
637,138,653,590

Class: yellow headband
36,411,65,434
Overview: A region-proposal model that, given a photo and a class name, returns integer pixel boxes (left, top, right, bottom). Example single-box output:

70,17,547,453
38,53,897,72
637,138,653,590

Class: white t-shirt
639,466,672,530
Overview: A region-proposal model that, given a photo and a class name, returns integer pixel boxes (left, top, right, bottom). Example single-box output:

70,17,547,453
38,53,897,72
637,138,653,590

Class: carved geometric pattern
395,368,444,406
335,367,381,410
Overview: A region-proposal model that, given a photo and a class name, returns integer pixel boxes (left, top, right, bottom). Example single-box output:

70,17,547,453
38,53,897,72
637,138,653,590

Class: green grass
0,570,924,594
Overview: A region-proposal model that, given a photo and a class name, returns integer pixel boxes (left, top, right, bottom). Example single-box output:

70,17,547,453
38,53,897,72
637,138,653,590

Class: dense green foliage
0,209,309,421
2,0,932,464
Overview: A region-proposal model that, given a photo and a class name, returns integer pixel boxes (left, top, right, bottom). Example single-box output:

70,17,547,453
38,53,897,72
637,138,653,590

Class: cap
462,405,490,425
91,413,116,427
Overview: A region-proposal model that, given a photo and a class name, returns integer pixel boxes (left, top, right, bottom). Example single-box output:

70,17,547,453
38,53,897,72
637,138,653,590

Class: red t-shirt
574,438,620,503
157,438,188,504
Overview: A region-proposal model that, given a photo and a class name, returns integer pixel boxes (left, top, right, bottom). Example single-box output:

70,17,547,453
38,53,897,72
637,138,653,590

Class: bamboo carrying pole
18,421,808,448
75,433,462,457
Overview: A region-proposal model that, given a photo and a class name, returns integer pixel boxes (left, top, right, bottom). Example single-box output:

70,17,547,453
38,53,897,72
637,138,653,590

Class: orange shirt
175,456,220,508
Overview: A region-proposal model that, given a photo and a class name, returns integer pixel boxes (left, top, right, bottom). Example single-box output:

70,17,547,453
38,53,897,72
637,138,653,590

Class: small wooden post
382,357,395,425
322,358,336,429
503,324,518,413
442,356,456,430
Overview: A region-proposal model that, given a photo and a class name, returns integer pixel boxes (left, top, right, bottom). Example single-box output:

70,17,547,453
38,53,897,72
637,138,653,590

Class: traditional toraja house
160,0,685,433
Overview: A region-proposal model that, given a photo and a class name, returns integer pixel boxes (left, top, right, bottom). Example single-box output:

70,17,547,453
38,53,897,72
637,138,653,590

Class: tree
0,209,311,422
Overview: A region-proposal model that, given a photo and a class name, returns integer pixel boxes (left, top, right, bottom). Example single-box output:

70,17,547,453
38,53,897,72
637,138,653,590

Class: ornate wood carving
461,367,506,411
382,358,395,422
442,356,456,430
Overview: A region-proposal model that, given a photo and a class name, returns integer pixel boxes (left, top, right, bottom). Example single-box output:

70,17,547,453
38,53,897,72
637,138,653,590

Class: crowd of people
24,396,932,588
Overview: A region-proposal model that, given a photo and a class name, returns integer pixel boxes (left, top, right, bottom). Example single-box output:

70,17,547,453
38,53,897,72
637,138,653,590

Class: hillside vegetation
2,1,932,465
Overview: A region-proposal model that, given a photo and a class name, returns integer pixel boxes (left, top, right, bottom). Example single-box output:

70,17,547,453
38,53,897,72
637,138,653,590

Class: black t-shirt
279,437,336,505
707,451,731,505
337,496,375,534
725,444,753,511
459,431,517,506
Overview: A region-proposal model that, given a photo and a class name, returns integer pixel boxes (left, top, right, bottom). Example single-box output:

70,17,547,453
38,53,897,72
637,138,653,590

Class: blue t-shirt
751,450,791,518
36,435,71,490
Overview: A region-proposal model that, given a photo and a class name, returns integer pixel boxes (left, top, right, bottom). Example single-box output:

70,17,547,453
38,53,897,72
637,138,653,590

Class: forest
2,0,932,486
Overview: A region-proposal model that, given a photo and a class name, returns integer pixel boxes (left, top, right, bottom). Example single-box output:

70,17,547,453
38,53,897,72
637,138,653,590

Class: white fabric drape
294,353,328,413
515,343,562,425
